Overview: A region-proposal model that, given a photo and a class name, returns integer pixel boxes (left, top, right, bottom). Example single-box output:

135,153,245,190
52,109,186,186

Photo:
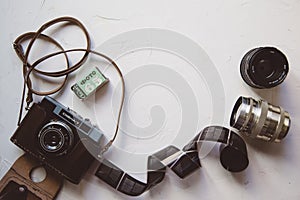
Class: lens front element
38,121,74,156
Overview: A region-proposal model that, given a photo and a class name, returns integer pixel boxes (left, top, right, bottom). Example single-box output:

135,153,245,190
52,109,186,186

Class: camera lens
38,121,74,156
43,130,63,151
230,96,291,143
240,47,289,88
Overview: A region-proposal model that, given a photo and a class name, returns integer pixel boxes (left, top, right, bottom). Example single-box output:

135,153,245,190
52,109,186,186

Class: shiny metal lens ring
38,121,74,155
230,96,291,142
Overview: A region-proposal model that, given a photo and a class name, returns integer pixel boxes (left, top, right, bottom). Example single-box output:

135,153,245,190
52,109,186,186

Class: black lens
38,121,74,156
240,47,289,88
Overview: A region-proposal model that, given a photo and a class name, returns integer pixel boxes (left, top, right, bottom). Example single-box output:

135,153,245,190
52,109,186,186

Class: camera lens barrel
240,47,289,88
38,121,74,155
230,96,291,142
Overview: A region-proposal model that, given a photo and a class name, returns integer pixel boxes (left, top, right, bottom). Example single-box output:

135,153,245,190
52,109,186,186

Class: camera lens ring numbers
38,121,74,156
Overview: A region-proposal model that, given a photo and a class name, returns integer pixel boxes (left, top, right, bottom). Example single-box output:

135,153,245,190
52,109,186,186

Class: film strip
96,126,249,196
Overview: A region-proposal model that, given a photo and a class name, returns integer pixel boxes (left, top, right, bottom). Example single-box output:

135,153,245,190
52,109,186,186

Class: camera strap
95,126,249,196
13,17,91,126
0,154,63,200
13,17,125,154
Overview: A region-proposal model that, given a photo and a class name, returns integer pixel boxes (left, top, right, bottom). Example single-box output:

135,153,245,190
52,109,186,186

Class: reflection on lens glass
43,130,64,151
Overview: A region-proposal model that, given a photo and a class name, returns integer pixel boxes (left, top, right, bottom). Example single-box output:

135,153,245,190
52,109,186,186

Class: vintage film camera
10,96,104,184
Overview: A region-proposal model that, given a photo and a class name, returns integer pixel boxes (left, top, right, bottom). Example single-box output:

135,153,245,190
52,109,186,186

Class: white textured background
0,0,300,199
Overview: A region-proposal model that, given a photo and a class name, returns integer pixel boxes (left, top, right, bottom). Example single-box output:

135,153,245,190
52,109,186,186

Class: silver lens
230,96,291,142
38,121,74,155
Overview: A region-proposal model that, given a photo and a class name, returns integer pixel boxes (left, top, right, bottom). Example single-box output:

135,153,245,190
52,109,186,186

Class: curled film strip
96,126,249,196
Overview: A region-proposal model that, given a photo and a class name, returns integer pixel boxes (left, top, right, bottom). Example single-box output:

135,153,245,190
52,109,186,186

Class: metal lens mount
38,121,74,156
230,96,291,142
240,47,289,88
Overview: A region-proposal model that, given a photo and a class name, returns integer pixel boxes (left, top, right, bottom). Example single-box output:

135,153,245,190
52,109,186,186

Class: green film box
71,67,109,100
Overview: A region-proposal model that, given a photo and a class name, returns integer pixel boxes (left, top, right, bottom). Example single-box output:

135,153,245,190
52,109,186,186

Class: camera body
11,96,104,184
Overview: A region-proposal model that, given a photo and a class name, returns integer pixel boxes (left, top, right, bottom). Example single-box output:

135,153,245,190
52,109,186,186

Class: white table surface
1,0,300,199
